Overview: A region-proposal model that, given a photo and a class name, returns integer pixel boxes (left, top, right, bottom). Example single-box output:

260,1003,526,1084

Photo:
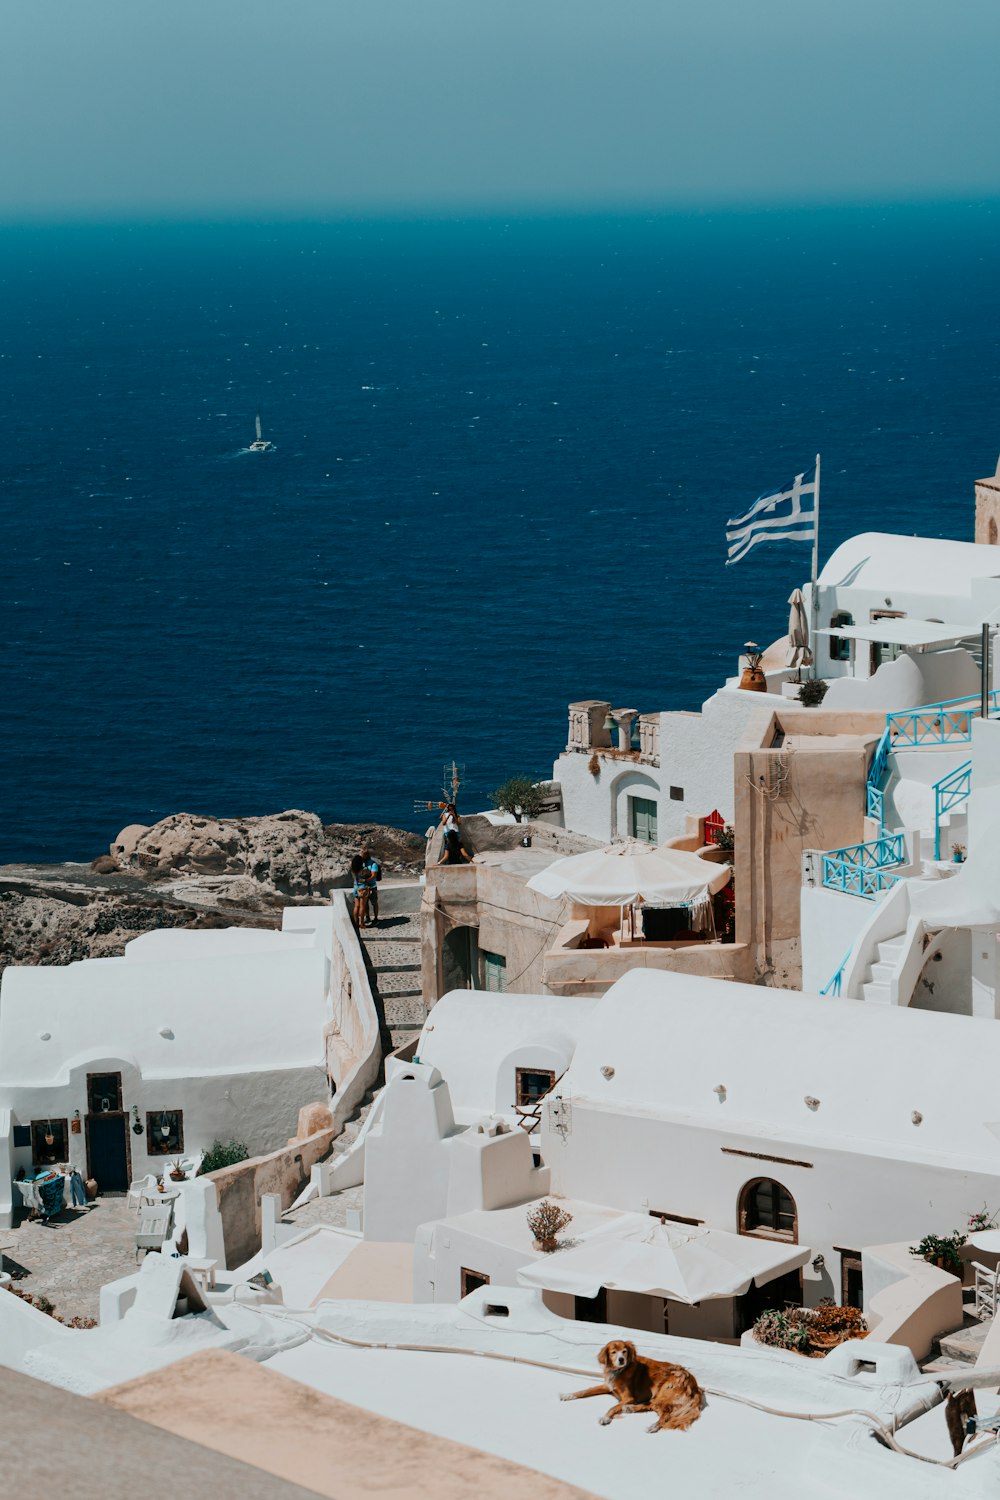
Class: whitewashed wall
542,1103,998,1312
556,688,774,844
0,913,332,1226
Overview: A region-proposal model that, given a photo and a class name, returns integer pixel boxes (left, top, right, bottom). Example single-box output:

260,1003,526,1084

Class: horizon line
1,188,1000,230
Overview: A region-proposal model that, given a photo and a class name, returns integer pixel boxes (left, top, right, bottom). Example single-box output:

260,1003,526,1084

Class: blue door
87,1114,128,1193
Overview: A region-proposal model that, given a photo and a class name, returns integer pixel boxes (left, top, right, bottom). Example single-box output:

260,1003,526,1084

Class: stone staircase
861,934,906,1006
359,882,424,1052
278,883,425,1235
282,1088,380,1232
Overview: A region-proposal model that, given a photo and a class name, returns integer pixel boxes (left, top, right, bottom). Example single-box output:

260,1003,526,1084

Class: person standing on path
350,854,375,929
360,842,382,925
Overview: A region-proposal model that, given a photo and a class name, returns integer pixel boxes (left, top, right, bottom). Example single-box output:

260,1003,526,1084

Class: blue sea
4,203,1000,863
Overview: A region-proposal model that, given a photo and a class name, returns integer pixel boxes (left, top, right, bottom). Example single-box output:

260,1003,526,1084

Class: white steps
860,935,905,1006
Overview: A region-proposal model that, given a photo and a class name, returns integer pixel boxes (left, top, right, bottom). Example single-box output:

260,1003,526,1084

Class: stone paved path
1,1197,138,1322
282,1184,365,1233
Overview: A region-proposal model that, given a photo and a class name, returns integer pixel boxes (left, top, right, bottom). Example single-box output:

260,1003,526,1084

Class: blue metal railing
866,726,892,831
933,760,972,860
821,832,907,900
819,949,852,996
886,689,1000,748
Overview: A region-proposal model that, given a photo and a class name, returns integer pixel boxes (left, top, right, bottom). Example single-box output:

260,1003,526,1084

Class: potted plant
951,843,967,864
739,642,767,693
797,677,829,707
168,1159,186,1183
968,1205,998,1233
910,1230,966,1276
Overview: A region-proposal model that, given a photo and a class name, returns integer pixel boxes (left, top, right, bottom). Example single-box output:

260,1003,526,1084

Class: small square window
88,1072,122,1113
31,1118,69,1167
461,1267,490,1297
516,1068,556,1106
146,1110,184,1156
669,786,684,801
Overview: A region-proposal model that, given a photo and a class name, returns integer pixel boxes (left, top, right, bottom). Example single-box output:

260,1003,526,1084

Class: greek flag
726,465,818,566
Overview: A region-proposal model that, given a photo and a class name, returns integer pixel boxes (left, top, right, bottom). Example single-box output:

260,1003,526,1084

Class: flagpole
811,452,820,677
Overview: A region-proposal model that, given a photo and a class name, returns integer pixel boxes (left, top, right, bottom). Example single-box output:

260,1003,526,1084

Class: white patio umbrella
526,839,730,907
517,1214,809,1304
786,587,813,674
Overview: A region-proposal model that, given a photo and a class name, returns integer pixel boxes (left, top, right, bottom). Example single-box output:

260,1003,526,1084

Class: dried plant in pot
168,1159,186,1183
527,1199,573,1253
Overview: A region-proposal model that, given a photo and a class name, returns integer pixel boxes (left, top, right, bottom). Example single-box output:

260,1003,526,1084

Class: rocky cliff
0,811,425,974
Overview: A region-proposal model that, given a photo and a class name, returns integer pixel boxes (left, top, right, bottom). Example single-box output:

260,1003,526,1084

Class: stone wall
735,735,871,987
211,1116,335,1269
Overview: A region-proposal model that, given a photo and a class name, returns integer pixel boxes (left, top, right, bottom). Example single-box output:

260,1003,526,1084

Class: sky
2,0,1000,217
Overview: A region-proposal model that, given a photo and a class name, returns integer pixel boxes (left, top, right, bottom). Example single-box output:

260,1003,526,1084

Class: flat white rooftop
267,1297,997,1500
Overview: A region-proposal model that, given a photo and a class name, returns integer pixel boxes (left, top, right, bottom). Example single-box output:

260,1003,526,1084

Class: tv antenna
414,760,465,815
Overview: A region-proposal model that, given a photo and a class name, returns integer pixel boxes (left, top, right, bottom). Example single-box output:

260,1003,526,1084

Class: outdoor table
969,1230,1000,1258
185,1256,218,1292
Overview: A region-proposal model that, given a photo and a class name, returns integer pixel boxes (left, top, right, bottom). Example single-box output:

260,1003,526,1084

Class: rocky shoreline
0,810,426,975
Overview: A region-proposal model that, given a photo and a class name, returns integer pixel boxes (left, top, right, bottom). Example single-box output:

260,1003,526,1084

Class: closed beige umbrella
786,587,813,678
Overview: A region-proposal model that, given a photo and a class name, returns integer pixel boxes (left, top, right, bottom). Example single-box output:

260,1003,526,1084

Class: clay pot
533,1236,559,1254
739,667,767,693
84,1178,98,1201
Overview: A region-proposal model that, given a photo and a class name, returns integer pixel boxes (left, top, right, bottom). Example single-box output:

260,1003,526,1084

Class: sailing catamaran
248,413,275,452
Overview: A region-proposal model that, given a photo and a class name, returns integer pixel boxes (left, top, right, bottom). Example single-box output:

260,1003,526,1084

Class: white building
553,530,1000,847
393,970,1000,1342
0,910,333,1226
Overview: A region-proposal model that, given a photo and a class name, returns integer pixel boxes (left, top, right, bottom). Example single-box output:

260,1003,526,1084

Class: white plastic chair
126,1173,158,1212
973,1261,999,1321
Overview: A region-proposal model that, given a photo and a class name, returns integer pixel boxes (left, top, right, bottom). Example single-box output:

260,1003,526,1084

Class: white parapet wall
308,895,383,1200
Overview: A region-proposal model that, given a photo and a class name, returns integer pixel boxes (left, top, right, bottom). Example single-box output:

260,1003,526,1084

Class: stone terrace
1,1196,138,1322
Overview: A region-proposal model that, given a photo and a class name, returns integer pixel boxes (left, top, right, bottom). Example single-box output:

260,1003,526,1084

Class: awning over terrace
517,1214,810,1304
526,840,730,908
816,621,980,649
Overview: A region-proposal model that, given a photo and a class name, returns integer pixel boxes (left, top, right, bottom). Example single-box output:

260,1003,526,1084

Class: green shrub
199,1139,250,1175
797,678,829,707
752,1307,812,1354
490,776,545,821
910,1231,966,1274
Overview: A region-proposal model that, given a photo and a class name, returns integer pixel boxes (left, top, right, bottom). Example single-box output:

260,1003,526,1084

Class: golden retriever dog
560,1339,703,1433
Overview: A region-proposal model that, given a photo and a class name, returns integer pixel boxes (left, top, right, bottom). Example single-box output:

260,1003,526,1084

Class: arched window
829,611,854,663
739,1178,797,1242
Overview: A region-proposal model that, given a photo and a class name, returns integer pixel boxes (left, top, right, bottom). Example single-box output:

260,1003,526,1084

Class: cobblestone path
1,1197,137,1323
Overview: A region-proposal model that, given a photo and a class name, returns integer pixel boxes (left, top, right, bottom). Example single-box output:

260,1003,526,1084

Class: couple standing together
350,843,382,929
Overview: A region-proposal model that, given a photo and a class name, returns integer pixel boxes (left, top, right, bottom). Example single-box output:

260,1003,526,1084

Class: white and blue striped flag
725,464,818,566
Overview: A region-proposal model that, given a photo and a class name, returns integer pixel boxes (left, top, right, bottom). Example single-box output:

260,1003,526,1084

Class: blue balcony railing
821,833,907,900
933,760,972,860
886,690,1000,748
